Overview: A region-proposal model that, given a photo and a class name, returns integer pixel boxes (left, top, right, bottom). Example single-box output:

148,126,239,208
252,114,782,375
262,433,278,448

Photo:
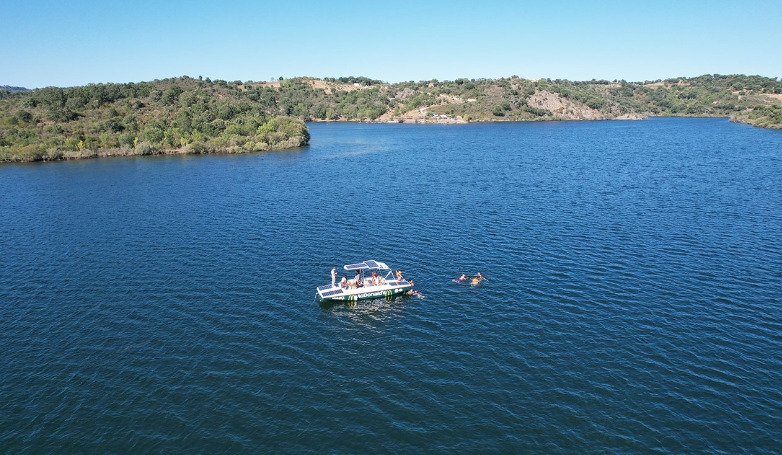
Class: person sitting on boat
371,271,378,285
340,276,347,288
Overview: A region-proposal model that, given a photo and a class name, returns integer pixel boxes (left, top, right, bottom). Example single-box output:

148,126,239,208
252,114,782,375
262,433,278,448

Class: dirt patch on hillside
255,79,369,94
376,106,467,124
307,79,363,93
527,91,606,120
258,81,281,88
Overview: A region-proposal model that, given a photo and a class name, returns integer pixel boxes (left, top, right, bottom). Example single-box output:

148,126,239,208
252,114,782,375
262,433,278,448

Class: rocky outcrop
527,90,607,120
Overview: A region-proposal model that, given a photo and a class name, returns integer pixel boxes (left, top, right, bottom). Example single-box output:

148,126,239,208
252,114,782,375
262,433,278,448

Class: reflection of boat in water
316,260,412,303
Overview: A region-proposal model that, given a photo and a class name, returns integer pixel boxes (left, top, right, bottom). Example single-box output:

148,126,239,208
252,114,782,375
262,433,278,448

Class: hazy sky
2,0,780,88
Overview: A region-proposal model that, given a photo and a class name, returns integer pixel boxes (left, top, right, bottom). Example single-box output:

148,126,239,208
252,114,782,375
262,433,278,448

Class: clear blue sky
2,0,780,88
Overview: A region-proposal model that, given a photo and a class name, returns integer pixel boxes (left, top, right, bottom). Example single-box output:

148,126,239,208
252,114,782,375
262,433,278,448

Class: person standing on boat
331,267,337,286
354,270,362,287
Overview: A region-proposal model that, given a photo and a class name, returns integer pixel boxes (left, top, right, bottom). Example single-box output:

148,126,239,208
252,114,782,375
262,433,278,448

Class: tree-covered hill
0,76,309,163
291,74,780,126
0,85,29,94
2,74,781,163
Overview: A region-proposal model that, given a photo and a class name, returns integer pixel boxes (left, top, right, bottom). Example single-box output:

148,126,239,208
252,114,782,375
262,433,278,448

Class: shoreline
305,114,744,125
0,143,309,164
0,115,767,164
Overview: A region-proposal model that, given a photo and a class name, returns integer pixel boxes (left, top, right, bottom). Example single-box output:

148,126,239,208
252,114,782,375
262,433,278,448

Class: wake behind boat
316,260,413,302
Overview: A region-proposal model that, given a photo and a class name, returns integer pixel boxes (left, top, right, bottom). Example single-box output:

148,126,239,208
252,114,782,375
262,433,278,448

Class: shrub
134,141,156,155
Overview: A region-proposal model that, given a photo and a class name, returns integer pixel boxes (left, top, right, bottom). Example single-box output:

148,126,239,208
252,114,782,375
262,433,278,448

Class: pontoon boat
316,260,412,302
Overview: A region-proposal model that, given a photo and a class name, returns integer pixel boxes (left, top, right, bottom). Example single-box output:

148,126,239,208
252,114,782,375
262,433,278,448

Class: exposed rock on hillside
527,91,606,120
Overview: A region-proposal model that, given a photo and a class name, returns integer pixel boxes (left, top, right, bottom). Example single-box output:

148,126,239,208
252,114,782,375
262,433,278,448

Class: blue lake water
1,118,781,453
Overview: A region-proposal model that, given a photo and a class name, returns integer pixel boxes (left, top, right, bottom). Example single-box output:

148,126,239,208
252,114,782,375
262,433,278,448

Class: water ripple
1,119,781,452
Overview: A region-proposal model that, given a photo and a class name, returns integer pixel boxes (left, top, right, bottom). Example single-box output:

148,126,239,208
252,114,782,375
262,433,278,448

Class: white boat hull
316,281,412,302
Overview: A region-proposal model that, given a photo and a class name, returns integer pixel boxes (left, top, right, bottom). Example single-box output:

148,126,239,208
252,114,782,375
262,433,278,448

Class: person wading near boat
472,272,487,285
331,267,337,286
405,280,424,298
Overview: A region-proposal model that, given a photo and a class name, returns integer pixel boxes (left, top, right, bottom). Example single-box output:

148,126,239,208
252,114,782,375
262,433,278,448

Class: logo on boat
344,288,399,301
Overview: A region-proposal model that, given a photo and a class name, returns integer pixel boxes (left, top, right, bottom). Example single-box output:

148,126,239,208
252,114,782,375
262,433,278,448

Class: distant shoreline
2,75,780,163
306,114,749,126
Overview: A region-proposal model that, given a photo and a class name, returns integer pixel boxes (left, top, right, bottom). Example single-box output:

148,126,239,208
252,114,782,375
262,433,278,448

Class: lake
1,118,781,453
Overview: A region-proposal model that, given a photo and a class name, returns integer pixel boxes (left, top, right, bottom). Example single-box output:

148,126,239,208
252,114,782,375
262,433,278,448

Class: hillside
0,77,310,163
2,74,781,163
287,75,781,127
1,85,29,93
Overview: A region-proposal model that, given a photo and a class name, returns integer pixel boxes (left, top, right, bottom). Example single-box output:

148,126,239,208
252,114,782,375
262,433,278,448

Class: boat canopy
344,260,390,271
